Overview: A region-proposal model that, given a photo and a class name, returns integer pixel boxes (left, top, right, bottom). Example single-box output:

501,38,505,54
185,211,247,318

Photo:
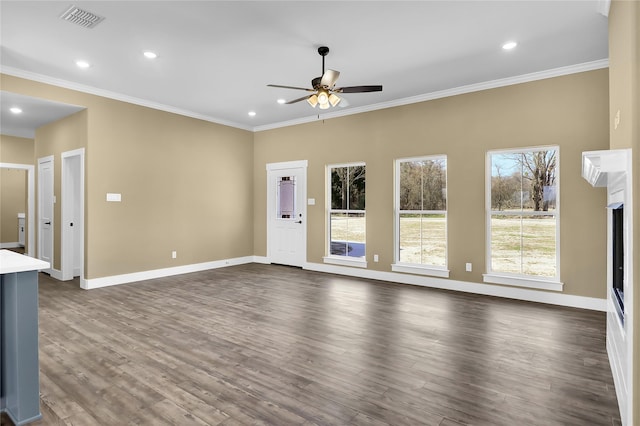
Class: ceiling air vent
59,5,104,29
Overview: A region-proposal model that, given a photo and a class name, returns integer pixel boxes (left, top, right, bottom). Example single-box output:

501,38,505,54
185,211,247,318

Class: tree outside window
396,157,447,267
329,164,365,258
488,148,558,278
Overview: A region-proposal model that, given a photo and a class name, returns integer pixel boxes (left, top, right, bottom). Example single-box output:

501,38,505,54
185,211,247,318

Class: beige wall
35,109,88,271
609,1,639,423
255,69,610,298
0,168,26,243
0,70,611,296
85,99,254,278
2,74,255,280
0,134,35,163
0,134,34,249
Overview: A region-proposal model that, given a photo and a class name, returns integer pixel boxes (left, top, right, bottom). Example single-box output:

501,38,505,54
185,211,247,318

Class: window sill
391,264,450,278
482,273,563,292
323,256,368,269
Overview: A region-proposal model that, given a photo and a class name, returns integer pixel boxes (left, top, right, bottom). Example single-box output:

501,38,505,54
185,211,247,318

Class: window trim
392,155,449,277
325,162,367,266
485,146,562,290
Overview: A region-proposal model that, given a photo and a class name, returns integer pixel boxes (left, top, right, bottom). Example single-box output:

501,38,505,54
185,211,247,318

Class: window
277,176,295,219
393,156,448,277
485,147,562,290
325,163,366,267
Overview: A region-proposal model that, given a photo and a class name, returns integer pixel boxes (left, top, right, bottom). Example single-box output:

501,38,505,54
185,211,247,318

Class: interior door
38,157,54,273
267,161,307,267
62,150,84,281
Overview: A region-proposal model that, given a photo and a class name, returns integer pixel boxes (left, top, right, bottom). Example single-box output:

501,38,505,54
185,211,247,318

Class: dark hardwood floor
6,264,621,425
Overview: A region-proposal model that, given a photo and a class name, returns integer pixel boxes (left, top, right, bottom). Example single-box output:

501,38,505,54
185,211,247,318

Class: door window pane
277,176,295,219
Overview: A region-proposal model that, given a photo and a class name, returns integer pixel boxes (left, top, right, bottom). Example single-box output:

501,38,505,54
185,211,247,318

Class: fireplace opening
611,203,624,324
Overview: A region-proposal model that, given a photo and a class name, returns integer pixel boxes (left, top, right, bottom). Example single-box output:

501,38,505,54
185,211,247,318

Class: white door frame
0,162,35,256
266,160,308,266
61,148,85,287
38,155,54,274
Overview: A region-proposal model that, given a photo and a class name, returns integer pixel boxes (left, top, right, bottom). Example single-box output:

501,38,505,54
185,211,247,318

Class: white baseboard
303,262,607,311
0,242,21,249
83,256,255,290
78,256,606,311
49,268,64,281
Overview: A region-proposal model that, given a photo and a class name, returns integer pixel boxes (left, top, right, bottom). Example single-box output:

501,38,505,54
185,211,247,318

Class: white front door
38,156,54,273
267,161,307,267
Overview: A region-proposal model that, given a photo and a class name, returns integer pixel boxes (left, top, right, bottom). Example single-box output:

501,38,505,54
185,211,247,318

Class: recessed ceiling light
143,51,158,59
10,107,22,114
248,111,256,117
277,99,286,105
76,60,91,68
502,41,517,50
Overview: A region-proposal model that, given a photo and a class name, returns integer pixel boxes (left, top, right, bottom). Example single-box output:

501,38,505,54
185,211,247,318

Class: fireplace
611,203,624,324
582,148,632,425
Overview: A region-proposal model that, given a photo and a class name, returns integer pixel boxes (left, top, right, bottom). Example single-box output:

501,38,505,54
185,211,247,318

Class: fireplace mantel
582,149,629,187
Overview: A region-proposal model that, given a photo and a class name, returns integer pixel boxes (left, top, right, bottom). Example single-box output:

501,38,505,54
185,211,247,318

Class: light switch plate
308,198,316,205
106,193,122,202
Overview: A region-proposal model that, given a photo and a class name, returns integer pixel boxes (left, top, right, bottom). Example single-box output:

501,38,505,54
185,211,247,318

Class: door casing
61,148,85,286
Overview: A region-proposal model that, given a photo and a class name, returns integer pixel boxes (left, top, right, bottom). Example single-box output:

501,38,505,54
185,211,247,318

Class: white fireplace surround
582,148,634,425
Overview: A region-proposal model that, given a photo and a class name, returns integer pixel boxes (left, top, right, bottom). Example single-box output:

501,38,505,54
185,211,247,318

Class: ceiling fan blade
286,95,311,104
267,84,314,92
320,69,340,88
336,85,383,93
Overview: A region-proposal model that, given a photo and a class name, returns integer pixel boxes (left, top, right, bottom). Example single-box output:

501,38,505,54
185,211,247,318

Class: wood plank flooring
4,264,621,425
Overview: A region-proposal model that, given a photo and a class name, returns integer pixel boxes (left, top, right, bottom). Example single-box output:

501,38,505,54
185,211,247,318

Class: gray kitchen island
1,250,49,425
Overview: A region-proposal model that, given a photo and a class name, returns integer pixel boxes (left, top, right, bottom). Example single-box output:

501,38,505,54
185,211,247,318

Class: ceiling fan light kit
329,93,341,107
307,94,319,108
268,46,382,109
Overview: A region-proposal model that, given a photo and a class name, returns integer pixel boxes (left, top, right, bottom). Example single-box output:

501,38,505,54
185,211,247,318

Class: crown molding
2,59,608,134
0,66,254,132
253,59,609,132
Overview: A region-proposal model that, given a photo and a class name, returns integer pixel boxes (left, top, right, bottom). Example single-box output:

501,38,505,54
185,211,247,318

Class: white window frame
483,146,563,291
392,155,449,278
324,162,367,268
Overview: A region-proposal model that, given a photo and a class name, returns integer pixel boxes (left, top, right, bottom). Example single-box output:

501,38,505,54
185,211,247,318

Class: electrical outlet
465,262,472,272
172,251,177,259
374,254,379,262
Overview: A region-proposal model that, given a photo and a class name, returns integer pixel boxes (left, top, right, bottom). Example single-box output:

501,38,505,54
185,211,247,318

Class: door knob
45,221,51,225
295,220,302,224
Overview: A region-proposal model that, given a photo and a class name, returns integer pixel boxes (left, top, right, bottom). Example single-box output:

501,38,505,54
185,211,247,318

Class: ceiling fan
267,46,382,109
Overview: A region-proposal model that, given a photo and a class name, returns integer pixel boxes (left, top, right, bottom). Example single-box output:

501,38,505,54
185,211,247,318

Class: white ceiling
0,1,608,136
0,91,85,138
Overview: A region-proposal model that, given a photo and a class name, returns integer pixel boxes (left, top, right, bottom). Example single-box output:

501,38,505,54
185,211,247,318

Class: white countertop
0,250,50,274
